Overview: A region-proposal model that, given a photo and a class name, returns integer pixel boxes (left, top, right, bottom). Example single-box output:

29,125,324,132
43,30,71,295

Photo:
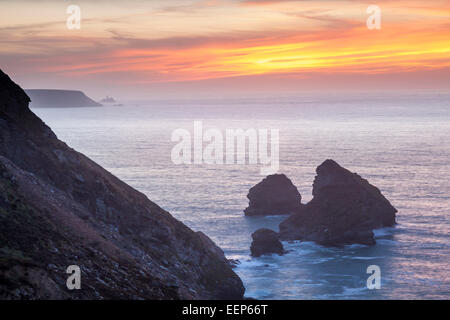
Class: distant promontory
25,89,102,108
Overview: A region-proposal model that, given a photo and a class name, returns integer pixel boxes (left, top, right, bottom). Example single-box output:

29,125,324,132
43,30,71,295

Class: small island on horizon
99,96,116,104
99,95,123,106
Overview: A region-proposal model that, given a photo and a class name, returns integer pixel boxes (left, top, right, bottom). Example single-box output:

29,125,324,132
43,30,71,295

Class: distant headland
25,89,102,108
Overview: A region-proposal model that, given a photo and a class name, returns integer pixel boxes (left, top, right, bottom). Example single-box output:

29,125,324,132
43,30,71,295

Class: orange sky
1,0,449,98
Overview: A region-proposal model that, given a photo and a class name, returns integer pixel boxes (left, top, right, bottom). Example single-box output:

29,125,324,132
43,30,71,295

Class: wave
373,227,396,237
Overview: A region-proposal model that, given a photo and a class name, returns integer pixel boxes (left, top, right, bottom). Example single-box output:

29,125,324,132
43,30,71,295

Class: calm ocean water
33,93,450,299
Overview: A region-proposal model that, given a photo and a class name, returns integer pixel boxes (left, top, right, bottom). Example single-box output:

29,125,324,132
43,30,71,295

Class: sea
33,92,450,299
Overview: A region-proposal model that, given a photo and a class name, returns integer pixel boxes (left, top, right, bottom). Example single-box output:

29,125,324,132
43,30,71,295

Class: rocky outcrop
279,159,397,246
26,89,102,108
244,174,302,216
250,229,284,257
0,70,244,299
99,96,117,104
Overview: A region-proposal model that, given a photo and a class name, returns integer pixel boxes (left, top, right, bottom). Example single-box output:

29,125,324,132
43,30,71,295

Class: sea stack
279,159,397,246
244,174,303,216
250,228,284,257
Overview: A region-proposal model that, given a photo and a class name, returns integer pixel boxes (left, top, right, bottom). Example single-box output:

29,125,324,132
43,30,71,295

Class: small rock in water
250,228,284,257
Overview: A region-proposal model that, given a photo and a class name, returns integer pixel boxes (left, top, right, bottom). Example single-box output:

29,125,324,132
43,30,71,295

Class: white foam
350,256,379,260
341,286,368,296
345,243,369,249
373,227,395,237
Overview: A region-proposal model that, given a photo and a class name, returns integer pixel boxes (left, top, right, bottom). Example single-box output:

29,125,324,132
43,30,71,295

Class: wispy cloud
1,0,449,95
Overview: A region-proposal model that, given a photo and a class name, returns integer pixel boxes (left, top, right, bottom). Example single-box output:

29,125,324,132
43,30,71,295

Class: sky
1,0,449,99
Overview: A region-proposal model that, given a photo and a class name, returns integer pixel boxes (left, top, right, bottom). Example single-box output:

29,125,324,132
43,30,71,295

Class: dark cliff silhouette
0,70,244,299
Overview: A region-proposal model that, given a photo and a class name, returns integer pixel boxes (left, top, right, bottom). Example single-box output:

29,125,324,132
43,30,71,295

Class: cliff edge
0,70,244,299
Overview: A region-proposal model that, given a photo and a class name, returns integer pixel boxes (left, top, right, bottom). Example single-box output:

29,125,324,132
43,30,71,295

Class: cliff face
0,70,244,299
26,89,102,108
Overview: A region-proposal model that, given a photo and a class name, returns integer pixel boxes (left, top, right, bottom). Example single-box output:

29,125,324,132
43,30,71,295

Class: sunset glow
1,0,449,97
